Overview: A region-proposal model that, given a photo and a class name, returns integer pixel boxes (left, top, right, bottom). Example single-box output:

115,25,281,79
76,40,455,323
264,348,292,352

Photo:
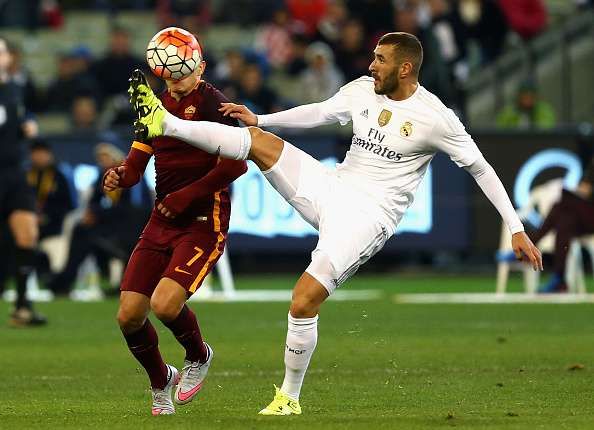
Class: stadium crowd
2,0,592,132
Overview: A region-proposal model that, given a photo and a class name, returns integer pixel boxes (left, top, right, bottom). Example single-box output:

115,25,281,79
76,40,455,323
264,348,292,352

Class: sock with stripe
123,319,169,389
280,313,319,400
162,305,208,363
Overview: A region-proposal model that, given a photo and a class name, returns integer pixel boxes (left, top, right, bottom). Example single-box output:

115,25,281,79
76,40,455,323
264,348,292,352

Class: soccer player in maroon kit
103,57,246,415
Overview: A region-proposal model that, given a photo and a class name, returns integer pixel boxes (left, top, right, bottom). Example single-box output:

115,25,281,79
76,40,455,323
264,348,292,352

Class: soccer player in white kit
129,32,543,416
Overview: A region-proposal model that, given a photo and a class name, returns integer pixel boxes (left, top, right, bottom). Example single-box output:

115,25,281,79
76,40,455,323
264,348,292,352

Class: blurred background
1,0,594,299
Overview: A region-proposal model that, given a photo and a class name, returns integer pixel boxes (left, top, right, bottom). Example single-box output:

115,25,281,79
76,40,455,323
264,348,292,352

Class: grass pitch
1,274,594,429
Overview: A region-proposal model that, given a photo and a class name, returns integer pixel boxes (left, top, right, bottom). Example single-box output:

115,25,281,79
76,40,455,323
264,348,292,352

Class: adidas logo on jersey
360,109,368,118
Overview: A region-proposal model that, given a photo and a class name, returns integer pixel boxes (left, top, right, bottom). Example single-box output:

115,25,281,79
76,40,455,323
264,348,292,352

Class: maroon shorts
121,216,227,297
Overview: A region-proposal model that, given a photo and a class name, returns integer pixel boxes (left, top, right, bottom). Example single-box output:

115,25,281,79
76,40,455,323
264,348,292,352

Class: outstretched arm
157,158,248,218
429,109,542,270
218,89,352,129
465,156,543,270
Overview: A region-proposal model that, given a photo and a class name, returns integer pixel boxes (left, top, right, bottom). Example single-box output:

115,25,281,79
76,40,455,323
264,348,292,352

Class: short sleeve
430,109,482,168
203,84,240,127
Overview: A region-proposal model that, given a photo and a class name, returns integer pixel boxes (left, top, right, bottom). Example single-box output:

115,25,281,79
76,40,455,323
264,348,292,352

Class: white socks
280,313,318,400
163,112,252,160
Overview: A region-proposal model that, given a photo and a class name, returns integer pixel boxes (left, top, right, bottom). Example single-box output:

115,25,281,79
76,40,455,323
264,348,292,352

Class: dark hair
30,139,51,152
377,32,423,75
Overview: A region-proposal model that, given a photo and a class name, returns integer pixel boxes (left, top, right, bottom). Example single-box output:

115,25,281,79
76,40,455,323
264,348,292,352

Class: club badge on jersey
377,109,392,127
400,121,413,137
184,105,196,120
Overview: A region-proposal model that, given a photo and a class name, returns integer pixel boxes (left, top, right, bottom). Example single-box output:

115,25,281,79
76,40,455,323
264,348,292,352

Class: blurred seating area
1,0,593,138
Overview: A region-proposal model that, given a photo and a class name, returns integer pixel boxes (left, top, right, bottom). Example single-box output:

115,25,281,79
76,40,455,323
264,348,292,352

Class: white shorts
263,142,391,294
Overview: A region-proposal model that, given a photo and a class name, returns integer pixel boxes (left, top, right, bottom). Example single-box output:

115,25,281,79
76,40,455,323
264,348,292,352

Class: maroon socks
162,305,208,363
123,319,168,389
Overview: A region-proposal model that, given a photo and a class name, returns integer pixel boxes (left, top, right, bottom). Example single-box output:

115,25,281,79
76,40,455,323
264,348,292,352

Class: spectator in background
157,0,211,34
315,0,349,46
345,0,394,42
6,40,40,113
528,160,594,293
0,0,62,29
285,33,310,76
286,0,328,36
48,143,151,296
27,140,76,240
428,0,464,70
71,95,99,132
496,80,556,129
300,41,344,103
334,18,370,82
394,0,453,105
498,0,548,40
91,26,143,101
237,62,282,113
451,0,508,65
254,7,294,69
27,140,76,284
214,49,246,101
45,46,98,112
40,0,64,28
427,0,468,110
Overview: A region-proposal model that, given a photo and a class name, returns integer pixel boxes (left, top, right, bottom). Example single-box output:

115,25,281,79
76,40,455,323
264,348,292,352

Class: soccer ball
146,27,202,80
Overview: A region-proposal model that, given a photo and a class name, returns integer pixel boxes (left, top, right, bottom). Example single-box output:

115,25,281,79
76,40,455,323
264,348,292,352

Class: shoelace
152,389,170,408
181,362,204,385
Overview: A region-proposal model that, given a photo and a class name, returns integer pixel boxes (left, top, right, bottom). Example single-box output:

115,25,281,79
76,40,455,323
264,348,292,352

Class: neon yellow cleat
128,69,165,140
258,385,302,416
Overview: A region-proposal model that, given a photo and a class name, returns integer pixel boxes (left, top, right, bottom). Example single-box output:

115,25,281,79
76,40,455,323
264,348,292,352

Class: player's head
0,36,13,76
369,32,423,95
165,58,206,99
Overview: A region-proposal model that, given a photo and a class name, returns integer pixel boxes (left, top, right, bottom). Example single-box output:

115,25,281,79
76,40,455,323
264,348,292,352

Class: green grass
2,274,594,429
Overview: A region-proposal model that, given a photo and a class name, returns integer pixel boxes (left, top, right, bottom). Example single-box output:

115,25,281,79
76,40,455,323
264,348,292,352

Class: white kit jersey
318,76,482,232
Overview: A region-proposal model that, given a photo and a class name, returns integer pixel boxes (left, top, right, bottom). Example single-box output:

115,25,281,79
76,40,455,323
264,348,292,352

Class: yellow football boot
258,385,302,416
128,69,165,140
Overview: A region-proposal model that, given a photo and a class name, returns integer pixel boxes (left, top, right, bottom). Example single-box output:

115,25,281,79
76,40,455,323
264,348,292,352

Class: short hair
30,139,51,152
377,32,423,75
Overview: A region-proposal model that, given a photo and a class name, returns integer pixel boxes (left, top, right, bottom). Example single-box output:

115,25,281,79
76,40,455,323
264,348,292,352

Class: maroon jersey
151,81,239,230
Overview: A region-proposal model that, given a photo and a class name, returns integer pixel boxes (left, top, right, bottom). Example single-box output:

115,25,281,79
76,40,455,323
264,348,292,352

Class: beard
373,72,399,95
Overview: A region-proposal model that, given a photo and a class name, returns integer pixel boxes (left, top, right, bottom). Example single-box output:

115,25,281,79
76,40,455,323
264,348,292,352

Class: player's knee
116,307,145,333
9,212,39,248
290,295,318,318
150,296,179,322
13,226,38,248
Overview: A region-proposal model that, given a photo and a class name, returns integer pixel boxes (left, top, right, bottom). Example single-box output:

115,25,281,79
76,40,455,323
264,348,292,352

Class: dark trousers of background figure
49,222,135,295
530,189,594,277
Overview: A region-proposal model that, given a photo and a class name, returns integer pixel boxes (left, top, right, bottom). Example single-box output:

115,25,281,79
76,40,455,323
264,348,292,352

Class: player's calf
289,272,329,318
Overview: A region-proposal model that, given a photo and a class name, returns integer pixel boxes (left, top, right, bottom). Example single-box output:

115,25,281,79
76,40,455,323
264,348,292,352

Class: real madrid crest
184,105,196,119
400,121,413,137
377,109,392,127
